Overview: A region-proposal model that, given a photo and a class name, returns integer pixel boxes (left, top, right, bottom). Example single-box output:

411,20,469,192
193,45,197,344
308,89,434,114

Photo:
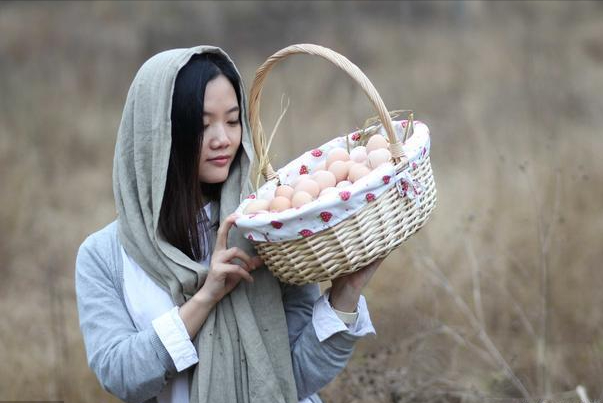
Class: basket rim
234,119,432,243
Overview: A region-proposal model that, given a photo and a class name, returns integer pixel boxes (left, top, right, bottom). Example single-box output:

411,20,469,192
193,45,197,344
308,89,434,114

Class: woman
75,45,382,403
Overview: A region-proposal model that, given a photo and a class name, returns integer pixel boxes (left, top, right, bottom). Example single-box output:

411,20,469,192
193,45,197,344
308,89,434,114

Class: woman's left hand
328,257,385,313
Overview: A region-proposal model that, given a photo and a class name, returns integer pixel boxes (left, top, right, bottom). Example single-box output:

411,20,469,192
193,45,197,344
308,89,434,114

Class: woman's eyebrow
203,106,240,116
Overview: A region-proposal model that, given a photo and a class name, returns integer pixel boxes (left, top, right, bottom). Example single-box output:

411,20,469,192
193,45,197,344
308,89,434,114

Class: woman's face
198,74,242,184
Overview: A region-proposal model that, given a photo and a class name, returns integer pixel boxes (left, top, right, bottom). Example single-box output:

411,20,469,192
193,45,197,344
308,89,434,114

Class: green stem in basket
359,117,377,146
266,95,290,153
254,95,290,191
403,111,414,143
360,109,414,144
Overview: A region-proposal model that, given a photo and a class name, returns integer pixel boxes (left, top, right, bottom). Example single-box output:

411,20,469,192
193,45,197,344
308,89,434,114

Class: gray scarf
112,45,298,403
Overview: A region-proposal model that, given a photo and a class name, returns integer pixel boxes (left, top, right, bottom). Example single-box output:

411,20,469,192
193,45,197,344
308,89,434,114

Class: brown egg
328,160,349,183
312,170,337,190
291,191,314,208
350,146,368,163
348,163,372,183
244,199,271,214
366,135,389,153
319,187,338,197
367,148,392,169
294,178,320,198
274,185,295,199
336,180,352,189
269,196,291,212
326,148,350,168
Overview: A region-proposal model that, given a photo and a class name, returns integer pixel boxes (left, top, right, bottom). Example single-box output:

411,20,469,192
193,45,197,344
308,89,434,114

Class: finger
220,247,256,271
252,256,264,267
222,264,255,283
215,213,238,251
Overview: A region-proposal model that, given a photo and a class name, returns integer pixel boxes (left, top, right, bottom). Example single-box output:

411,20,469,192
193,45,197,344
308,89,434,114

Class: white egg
348,163,371,183
326,148,350,168
269,196,292,212
314,161,327,172
350,146,368,163
319,187,338,197
244,199,271,214
312,170,337,190
291,191,314,208
366,135,389,153
291,174,311,188
294,178,320,198
367,148,392,169
328,160,349,182
274,185,295,199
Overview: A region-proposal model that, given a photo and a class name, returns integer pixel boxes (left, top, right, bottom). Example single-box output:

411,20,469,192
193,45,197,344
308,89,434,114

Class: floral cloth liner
234,119,431,242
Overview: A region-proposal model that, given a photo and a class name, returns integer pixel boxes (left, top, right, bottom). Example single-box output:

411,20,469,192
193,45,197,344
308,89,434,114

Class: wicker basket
242,44,437,285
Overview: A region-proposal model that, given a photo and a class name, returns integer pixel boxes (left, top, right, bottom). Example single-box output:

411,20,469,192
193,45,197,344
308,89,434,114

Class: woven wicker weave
247,44,437,285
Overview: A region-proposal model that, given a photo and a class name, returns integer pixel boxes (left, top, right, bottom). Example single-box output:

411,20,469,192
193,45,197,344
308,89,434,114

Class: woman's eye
228,120,240,126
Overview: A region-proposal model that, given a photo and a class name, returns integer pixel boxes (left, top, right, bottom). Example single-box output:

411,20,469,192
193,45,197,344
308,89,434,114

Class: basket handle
248,43,408,182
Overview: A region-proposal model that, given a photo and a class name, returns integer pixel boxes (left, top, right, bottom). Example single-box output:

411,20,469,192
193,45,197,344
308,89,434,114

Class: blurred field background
1,1,602,402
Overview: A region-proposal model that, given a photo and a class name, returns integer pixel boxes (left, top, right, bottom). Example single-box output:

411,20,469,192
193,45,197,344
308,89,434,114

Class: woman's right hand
179,213,262,339
197,213,262,305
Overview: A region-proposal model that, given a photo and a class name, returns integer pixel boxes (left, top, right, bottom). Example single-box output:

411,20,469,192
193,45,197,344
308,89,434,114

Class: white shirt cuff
312,288,376,343
151,306,199,372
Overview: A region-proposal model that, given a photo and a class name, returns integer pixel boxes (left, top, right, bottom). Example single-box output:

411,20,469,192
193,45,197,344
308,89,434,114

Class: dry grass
1,1,602,402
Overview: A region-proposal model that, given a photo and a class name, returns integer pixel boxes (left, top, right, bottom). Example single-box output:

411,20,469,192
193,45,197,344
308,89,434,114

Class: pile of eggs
244,134,392,214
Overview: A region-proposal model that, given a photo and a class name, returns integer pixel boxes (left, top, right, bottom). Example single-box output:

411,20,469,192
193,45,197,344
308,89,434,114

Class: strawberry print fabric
234,119,431,242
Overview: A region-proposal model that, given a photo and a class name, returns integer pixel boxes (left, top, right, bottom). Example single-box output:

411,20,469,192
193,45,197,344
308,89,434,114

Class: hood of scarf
112,45,297,403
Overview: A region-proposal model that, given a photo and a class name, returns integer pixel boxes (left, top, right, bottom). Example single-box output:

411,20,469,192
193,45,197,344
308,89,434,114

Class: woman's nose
210,124,231,148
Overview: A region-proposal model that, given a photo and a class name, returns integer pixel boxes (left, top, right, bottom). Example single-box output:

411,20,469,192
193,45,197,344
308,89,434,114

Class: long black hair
159,52,243,262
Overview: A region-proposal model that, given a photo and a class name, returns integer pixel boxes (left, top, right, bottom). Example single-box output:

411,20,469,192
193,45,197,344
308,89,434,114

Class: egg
291,191,314,208
328,160,349,183
291,174,311,188
326,148,350,168
294,178,320,198
350,146,368,163
244,199,270,214
274,185,295,199
319,186,338,197
312,170,337,190
314,161,327,172
269,196,291,212
367,148,392,169
348,163,371,183
366,135,389,153
336,180,352,189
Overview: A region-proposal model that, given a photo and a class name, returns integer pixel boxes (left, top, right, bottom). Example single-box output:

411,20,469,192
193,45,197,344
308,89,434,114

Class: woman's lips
208,157,230,167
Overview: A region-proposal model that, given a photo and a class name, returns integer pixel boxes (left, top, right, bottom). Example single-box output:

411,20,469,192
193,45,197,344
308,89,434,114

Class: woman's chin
199,173,228,184
199,165,232,184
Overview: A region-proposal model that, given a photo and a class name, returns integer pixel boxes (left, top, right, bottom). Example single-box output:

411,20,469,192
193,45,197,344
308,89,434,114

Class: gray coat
75,221,366,403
